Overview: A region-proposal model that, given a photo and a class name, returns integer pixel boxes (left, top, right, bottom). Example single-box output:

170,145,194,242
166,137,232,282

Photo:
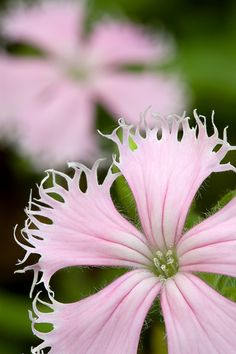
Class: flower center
152,249,179,281
67,64,89,81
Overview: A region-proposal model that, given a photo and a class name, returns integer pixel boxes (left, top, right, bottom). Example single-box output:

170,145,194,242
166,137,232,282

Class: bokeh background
1,0,236,353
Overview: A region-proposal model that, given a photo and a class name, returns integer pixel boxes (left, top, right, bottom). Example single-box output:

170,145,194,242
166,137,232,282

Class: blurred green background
0,0,236,353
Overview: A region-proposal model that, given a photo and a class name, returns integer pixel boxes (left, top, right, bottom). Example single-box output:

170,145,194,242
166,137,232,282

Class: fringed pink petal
104,111,236,250
31,270,161,354
161,273,236,354
178,197,236,277
87,20,172,67
19,161,152,291
2,1,83,58
94,72,186,124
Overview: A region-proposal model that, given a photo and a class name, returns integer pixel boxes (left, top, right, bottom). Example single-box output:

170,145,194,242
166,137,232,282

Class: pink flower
16,110,236,354
0,1,186,168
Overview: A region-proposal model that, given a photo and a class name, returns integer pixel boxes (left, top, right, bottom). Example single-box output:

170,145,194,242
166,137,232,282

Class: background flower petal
161,273,236,354
94,72,186,124
20,81,96,168
105,113,236,250
87,20,172,67
0,55,96,167
31,269,161,354
1,1,83,58
0,56,58,126
178,197,236,277
20,162,152,289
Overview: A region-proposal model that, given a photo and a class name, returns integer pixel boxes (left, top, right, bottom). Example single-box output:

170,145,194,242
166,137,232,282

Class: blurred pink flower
17,111,236,353
0,1,186,168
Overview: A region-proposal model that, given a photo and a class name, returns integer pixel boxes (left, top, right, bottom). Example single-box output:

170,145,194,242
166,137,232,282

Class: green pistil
152,249,179,281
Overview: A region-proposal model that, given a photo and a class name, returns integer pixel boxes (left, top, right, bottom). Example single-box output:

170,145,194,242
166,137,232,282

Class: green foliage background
0,0,236,353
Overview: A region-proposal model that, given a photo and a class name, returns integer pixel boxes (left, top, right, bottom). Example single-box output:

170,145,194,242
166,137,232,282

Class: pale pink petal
0,55,59,127
178,197,236,277
31,269,161,354
94,72,186,124
87,20,172,67
161,273,236,354
19,162,152,290
104,112,236,250
2,1,83,58
0,55,96,167
20,80,97,168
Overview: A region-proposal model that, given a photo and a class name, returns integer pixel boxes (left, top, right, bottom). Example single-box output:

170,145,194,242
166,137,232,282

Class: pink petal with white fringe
161,273,236,354
31,270,161,354
94,72,186,124
2,1,83,58
16,112,236,353
178,196,236,277
20,161,152,290
104,112,236,250
87,20,172,67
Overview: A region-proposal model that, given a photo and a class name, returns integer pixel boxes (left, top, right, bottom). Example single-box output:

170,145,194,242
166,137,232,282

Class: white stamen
153,258,161,269
160,264,168,276
167,257,174,265
166,250,173,257
156,250,163,259
153,248,178,279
